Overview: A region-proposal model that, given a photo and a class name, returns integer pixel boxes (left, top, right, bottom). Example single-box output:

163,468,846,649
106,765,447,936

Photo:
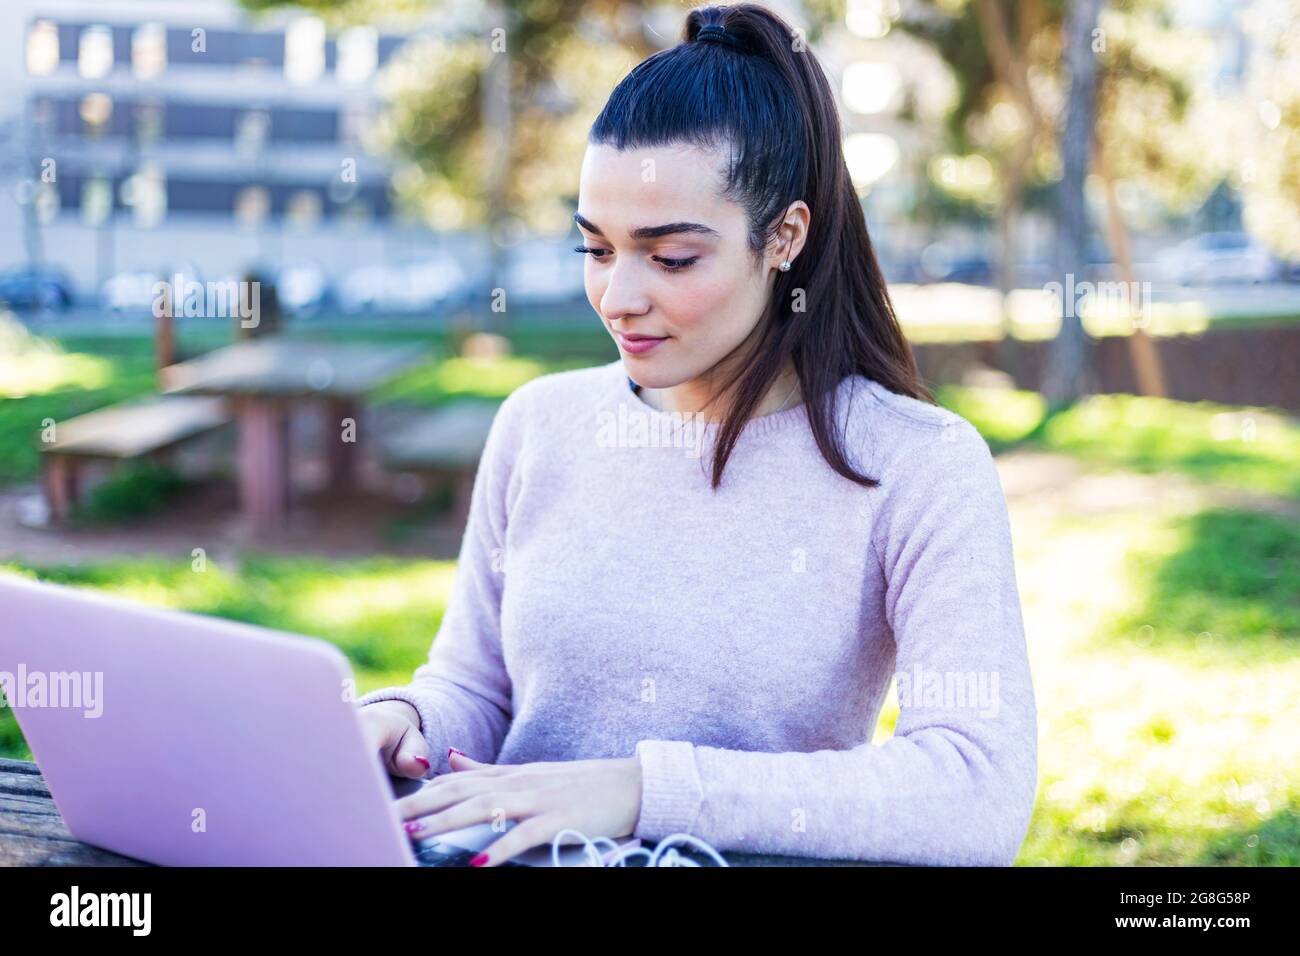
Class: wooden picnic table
0,758,887,867
380,400,503,528
39,395,231,522
161,339,430,534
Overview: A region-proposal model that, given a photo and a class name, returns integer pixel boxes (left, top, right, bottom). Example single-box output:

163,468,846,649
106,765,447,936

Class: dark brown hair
588,3,934,489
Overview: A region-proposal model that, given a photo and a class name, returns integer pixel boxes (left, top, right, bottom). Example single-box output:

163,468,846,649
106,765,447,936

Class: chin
621,361,678,390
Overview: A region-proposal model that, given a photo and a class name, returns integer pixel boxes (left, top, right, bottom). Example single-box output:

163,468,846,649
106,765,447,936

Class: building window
81,175,113,226
78,25,115,79
132,22,167,80
122,164,167,228
80,93,114,140
234,109,271,159
337,26,377,86
35,181,61,225
234,186,271,229
26,20,60,76
29,98,54,140
339,198,372,226
286,190,323,230
135,100,164,146
285,17,325,86
340,100,369,145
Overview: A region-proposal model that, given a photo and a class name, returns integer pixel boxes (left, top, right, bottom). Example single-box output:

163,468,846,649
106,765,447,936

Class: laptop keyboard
415,841,529,867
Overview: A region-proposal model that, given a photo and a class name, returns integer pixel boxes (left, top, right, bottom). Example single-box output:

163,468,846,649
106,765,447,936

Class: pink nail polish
413,755,430,769
404,820,425,834
470,853,489,867
448,747,466,760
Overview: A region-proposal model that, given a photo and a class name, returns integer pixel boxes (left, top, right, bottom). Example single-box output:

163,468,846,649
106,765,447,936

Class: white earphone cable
550,828,730,867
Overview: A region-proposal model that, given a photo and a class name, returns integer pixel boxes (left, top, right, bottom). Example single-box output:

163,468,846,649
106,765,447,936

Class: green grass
1103,508,1300,667
0,356,157,485
373,354,596,407
71,460,192,524
936,385,1300,498
988,501,1299,865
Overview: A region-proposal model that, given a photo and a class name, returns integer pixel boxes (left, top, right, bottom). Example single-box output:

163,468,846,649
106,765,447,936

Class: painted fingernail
404,821,425,834
448,747,466,760
469,853,489,867
413,755,430,769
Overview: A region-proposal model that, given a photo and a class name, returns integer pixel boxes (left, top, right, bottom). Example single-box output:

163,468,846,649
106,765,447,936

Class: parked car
338,256,468,315
275,260,332,317
919,242,995,285
0,265,75,311
1157,232,1279,285
102,271,163,314
505,242,587,305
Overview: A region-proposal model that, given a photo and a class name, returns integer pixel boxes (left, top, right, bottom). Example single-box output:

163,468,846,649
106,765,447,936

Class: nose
597,259,651,324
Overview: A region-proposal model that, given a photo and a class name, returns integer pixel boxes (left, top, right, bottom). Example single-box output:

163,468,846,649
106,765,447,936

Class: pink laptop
0,572,608,866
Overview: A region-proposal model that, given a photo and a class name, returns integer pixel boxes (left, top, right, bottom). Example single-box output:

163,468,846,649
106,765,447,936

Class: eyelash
572,245,699,273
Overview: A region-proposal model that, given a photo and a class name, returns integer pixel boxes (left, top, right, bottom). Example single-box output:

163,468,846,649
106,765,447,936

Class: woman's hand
397,751,643,866
359,700,433,780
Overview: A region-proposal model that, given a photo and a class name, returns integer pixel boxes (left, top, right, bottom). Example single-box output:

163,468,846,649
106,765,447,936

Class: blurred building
0,0,450,299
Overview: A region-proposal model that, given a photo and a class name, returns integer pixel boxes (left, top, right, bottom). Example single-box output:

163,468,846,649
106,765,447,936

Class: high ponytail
590,3,933,490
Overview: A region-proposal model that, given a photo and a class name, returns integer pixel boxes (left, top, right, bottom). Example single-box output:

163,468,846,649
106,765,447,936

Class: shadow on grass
1024,792,1300,865
1193,802,1300,865
1099,507,1300,665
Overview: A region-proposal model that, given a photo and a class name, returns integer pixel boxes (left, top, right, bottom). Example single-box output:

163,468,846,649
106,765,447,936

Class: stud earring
779,260,791,272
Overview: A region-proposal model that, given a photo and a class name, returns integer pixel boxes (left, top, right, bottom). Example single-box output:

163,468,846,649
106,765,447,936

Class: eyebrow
573,212,720,241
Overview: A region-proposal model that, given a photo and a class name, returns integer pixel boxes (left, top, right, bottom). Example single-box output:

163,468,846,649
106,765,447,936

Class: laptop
0,572,630,867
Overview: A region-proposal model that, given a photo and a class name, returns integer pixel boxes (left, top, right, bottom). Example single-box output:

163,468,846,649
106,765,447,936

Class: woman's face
575,142,803,391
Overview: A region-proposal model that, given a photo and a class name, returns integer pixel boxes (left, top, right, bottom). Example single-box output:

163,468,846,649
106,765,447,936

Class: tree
1041,0,1103,405
897,0,1232,400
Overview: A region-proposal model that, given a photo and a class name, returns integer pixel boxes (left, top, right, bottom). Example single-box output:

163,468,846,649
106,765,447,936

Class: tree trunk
483,0,513,336
1094,142,1166,397
1042,0,1105,408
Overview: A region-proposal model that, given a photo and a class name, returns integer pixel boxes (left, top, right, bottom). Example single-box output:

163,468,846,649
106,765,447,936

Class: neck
640,367,801,422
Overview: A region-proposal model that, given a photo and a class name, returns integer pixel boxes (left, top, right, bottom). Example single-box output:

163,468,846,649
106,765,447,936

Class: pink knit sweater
360,359,1038,865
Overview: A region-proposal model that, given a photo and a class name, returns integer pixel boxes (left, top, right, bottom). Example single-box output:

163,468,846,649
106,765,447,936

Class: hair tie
695,23,749,53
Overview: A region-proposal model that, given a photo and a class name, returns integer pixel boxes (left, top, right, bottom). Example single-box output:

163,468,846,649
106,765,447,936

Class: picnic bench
0,758,887,867
39,395,231,522
161,339,430,534
380,400,502,527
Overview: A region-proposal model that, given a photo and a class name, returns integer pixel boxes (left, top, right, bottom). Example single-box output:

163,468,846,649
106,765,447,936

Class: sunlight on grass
937,387,1300,499
0,348,115,399
373,354,593,406
935,385,1047,447
1009,505,1300,865
1043,395,1300,497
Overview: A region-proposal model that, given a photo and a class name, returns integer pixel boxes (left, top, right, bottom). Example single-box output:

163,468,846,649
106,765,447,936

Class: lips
614,331,669,355
615,332,666,341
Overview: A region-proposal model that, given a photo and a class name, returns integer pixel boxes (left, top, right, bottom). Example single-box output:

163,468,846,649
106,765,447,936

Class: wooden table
0,758,887,867
40,395,231,522
379,400,503,529
161,339,429,534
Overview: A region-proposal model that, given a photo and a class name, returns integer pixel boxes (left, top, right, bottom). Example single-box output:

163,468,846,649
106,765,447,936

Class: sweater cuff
357,687,447,773
633,740,704,842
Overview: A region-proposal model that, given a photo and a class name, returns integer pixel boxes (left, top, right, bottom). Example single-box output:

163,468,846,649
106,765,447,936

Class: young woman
359,3,1038,866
